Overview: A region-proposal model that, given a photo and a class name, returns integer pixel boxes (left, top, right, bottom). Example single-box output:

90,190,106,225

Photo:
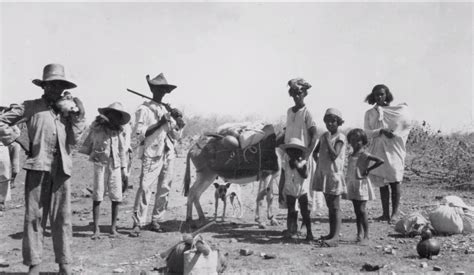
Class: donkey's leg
186,171,207,222
193,172,216,222
255,175,269,228
266,173,279,226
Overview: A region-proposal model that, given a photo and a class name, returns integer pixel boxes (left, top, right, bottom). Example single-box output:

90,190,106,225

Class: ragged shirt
0,97,85,176
79,122,126,169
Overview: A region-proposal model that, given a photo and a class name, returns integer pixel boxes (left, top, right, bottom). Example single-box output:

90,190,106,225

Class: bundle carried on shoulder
203,122,279,180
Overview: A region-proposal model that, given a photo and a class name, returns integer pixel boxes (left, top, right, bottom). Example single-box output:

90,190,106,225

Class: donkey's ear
213,182,220,189
225,182,231,188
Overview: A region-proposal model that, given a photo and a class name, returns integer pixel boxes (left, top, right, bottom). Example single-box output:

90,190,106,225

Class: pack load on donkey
200,122,279,180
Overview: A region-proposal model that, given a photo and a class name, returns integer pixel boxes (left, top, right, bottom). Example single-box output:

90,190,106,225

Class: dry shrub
405,121,473,189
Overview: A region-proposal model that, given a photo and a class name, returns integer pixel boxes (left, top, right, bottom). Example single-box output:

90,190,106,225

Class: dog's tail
183,149,192,197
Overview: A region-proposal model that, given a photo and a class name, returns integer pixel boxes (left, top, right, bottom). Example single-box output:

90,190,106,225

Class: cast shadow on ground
0,273,58,275
72,224,131,238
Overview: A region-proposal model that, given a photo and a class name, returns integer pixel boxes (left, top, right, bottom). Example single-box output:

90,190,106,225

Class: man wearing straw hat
0,64,86,275
130,73,185,236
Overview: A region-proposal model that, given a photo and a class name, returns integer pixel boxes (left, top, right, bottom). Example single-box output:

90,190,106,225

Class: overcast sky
1,2,472,132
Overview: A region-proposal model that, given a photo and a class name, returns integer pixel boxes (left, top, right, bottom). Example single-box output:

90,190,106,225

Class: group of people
0,63,411,274
0,64,185,274
278,79,411,248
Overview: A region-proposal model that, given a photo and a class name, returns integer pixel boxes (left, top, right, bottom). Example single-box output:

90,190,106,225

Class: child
80,102,130,239
280,137,313,241
313,108,346,247
346,128,384,245
364,84,411,223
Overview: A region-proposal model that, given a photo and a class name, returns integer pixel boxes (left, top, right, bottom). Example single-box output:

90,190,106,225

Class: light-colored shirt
284,106,317,148
0,97,85,176
133,101,182,158
317,131,346,174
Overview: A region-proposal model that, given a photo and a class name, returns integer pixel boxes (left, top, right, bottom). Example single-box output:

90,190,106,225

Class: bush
405,121,473,188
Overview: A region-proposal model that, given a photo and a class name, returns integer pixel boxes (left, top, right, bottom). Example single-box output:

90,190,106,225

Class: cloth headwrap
288,78,312,91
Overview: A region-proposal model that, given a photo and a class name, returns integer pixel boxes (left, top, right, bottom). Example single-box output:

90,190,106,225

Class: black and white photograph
0,1,473,274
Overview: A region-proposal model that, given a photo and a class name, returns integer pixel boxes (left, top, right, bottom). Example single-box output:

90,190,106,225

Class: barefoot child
280,137,313,241
80,102,130,239
346,128,384,245
313,108,346,247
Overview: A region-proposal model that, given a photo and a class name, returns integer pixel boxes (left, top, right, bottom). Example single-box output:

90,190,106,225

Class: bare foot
110,227,119,237
28,264,40,275
58,263,71,275
374,215,390,222
129,225,140,237
91,231,101,240
389,213,400,224
270,217,279,226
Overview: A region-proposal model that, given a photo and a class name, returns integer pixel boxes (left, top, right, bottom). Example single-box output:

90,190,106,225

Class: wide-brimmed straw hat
146,73,177,93
32,64,77,89
98,102,131,126
280,137,309,155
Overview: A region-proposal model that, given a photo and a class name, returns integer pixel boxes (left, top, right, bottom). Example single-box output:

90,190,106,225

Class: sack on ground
395,211,429,236
183,235,218,275
462,208,474,234
429,205,464,234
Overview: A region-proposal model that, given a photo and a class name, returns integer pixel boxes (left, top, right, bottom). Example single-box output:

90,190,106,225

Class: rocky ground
0,151,473,274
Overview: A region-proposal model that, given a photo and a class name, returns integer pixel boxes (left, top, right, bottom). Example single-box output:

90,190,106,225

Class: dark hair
288,88,308,97
364,84,394,105
323,114,344,126
347,128,368,145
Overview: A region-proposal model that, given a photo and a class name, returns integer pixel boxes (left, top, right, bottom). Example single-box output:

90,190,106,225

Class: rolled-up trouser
132,151,175,226
22,156,72,266
93,160,122,202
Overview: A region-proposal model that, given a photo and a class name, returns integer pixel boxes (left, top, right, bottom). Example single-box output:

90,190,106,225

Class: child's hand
380,128,394,138
295,159,307,169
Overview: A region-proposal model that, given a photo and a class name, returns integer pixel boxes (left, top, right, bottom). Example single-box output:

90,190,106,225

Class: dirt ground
1,150,473,274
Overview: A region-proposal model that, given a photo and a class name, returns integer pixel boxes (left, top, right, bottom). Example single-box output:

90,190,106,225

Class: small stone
113,268,126,273
398,239,405,244
229,238,238,243
454,272,465,275
319,254,324,257
420,262,428,268
259,252,266,257
375,245,383,249
323,261,331,266
239,249,253,256
433,266,442,271
264,254,276,259
380,237,384,240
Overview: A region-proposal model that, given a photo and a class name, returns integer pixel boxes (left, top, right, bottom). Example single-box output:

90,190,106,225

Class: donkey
183,130,284,228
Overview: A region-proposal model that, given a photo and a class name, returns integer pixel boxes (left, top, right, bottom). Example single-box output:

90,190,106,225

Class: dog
213,182,243,221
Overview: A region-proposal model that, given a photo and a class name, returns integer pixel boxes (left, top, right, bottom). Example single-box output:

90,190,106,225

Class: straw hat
280,138,309,155
98,102,131,126
32,64,77,89
146,73,177,93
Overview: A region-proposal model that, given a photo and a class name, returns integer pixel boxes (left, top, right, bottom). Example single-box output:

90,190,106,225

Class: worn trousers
22,158,72,266
132,151,174,226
